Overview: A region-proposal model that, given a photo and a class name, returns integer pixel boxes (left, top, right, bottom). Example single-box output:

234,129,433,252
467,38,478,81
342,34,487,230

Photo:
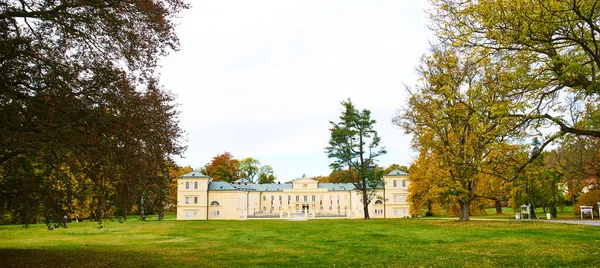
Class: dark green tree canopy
326,99,386,219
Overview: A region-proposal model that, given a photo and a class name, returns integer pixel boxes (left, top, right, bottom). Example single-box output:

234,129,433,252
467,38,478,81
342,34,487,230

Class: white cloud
161,1,433,180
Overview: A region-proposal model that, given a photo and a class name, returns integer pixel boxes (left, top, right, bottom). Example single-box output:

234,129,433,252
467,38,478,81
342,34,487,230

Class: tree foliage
239,157,260,183
396,48,524,220
431,0,600,144
257,165,276,184
200,152,241,183
326,99,386,219
201,153,277,184
0,0,189,225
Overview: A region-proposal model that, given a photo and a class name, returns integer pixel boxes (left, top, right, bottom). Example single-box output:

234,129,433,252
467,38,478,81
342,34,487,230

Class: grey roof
181,171,209,178
208,181,238,191
386,169,408,176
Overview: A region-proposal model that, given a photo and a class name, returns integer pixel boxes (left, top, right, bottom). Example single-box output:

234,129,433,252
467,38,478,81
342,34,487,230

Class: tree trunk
140,193,145,220
550,206,557,218
459,201,470,221
94,197,103,222
362,179,370,219
494,200,502,214
528,204,537,219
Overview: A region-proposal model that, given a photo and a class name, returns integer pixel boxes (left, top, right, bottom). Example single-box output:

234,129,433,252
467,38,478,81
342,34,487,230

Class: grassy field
1,216,599,267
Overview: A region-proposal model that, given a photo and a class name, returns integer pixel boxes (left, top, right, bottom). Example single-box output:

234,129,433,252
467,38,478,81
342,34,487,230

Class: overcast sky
160,1,434,182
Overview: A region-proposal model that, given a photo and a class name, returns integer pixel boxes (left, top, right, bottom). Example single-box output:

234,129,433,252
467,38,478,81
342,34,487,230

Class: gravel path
542,220,600,226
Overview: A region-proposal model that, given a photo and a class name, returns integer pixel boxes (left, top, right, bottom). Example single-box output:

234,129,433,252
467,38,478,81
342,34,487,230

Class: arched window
393,180,397,187
374,200,383,205
210,201,220,206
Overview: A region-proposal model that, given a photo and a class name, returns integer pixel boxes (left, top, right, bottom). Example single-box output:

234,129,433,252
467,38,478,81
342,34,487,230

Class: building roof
208,181,238,191
181,171,210,178
386,169,408,176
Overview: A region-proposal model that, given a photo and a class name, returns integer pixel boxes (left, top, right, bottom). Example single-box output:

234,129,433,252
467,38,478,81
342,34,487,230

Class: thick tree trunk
529,204,537,219
459,201,470,221
495,200,502,214
550,206,557,218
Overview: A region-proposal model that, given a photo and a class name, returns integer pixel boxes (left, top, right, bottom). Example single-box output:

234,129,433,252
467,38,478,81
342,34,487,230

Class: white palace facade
177,169,410,220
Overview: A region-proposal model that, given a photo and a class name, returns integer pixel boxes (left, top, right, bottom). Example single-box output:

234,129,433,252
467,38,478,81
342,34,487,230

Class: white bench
580,206,594,219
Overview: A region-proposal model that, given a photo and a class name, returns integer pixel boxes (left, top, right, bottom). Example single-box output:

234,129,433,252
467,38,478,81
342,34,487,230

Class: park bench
580,206,594,219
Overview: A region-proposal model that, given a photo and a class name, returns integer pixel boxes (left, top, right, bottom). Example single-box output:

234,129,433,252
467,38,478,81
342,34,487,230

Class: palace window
184,210,198,218
210,201,220,206
312,195,316,202
296,195,300,202
304,195,308,202
210,210,220,217
185,197,199,204
185,182,190,189
393,194,407,203
393,180,397,187
402,180,406,187
375,209,383,216
374,200,383,205
194,182,198,189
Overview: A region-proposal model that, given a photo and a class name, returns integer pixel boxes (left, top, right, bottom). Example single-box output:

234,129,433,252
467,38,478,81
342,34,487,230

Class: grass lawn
1,216,599,267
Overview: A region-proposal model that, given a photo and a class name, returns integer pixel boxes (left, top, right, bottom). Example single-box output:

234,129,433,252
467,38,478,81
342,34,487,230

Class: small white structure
520,204,531,220
580,206,594,219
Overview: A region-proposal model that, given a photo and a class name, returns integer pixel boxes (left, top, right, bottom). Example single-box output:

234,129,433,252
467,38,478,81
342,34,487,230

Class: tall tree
396,48,523,220
326,99,386,220
0,1,188,225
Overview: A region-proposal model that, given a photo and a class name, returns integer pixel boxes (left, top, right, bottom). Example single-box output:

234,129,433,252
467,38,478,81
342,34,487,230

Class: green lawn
1,217,599,267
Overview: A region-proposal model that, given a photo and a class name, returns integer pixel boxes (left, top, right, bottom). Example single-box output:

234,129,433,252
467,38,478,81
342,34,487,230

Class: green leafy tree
239,158,261,183
396,48,523,220
257,165,276,184
430,0,600,146
326,99,386,219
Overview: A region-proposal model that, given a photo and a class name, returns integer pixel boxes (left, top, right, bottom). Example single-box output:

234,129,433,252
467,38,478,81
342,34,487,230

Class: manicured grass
1,217,599,267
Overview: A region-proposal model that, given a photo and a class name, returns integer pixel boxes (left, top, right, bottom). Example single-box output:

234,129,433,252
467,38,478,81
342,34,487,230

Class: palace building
177,169,410,220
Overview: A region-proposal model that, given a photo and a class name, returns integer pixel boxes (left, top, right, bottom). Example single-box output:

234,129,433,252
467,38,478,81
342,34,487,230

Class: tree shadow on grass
0,248,166,268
